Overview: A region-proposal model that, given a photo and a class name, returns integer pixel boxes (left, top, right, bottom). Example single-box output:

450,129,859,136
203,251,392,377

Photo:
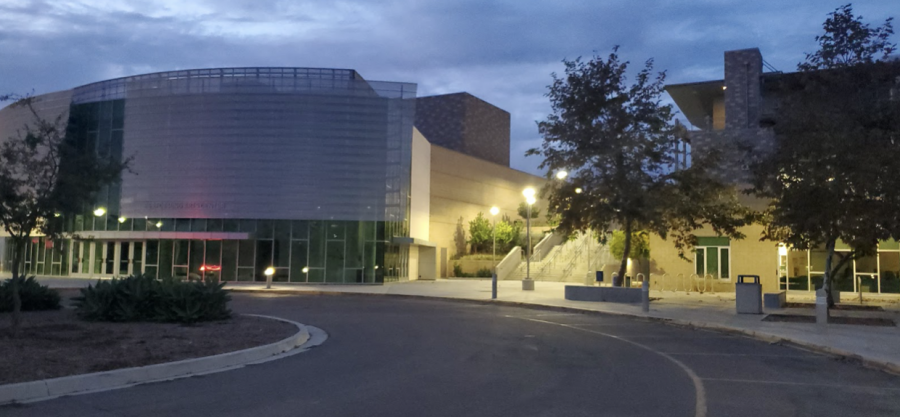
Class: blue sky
0,0,895,175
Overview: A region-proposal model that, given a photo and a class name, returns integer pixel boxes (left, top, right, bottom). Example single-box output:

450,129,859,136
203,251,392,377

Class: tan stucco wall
712,96,725,131
649,224,780,292
429,145,546,263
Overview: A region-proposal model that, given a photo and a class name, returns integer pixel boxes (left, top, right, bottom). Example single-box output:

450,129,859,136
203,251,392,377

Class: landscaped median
0,282,321,405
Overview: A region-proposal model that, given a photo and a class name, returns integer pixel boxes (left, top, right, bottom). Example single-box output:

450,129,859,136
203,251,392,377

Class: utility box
735,275,762,314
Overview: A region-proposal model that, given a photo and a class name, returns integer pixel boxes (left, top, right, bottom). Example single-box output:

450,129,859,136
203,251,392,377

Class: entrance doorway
70,240,146,278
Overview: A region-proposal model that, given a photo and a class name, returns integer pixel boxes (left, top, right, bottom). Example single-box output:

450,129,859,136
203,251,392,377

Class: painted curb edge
0,314,313,405
228,288,900,375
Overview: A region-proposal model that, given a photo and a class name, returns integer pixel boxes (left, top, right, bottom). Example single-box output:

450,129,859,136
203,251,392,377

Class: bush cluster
452,264,493,278
73,274,231,324
0,276,61,312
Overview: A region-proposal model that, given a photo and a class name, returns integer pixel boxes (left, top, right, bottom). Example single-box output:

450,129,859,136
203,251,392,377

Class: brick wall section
415,92,511,166
724,48,763,130
690,128,775,184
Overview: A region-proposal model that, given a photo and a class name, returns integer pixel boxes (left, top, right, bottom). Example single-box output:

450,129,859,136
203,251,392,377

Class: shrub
74,274,231,324
475,267,493,278
0,276,61,312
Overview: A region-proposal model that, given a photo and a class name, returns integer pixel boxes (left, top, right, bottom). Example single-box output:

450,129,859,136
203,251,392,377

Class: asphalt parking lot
5,293,900,417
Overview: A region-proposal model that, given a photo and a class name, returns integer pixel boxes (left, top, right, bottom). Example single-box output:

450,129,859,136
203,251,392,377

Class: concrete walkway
37,277,900,374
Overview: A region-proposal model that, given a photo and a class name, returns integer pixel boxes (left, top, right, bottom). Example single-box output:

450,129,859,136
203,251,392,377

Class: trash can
596,271,604,283
735,275,762,314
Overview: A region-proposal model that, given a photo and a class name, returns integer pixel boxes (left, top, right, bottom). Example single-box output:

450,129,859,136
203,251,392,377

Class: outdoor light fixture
575,187,583,194
556,170,568,180
156,221,163,228
490,205,500,299
118,217,126,223
302,266,309,273
522,188,537,291
722,86,727,90
53,213,61,217
264,267,275,289
93,207,106,217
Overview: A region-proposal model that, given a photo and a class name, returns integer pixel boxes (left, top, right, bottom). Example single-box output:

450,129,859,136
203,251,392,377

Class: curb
229,288,900,375
0,314,313,405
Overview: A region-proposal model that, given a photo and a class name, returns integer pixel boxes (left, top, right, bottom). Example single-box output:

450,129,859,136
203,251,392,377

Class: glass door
114,241,145,277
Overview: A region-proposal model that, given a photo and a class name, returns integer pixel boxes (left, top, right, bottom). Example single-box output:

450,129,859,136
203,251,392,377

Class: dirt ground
0,292,298,385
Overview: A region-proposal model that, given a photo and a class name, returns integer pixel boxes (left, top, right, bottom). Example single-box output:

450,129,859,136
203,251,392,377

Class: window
694,237,730,280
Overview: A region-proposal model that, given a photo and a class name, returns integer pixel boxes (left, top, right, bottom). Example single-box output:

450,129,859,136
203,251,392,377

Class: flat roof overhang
665,80,724,128
391,237,437,247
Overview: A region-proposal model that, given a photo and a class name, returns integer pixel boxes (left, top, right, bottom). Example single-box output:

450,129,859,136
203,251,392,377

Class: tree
0,96,129,335
609,230,650,260
517,202,540,220
749,4,899,307
529,47,752,286
467,212,492,254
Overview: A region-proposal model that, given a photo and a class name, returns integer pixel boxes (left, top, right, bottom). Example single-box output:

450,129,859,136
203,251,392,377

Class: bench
763,291,786,309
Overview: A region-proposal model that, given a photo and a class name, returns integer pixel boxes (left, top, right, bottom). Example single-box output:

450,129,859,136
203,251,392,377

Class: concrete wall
712,97,725,130
429,145,546,261
410,128,431,241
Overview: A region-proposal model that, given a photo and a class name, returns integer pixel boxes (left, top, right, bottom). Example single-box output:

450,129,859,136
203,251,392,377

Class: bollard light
264,267,275,289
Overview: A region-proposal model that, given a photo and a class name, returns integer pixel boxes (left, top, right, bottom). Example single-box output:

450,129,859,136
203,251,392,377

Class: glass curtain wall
781,241,900,294
118,218,389,283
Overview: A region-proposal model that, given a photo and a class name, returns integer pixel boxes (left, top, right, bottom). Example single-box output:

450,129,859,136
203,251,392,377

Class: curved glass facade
2,67,416,283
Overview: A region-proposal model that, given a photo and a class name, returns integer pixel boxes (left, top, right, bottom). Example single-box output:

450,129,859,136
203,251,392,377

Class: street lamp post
490,206,499,299
522,188,536,291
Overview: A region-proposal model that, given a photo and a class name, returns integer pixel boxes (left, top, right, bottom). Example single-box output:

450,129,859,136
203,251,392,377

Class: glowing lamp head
302,266,309,274
53,213,61,218
526,196,536,205
264,267,275,277
556,170,568,180
118,216,126,223
575,187,583,194
93,207,106,217
490,206,499,216
156,221,163,228
522,187,535,199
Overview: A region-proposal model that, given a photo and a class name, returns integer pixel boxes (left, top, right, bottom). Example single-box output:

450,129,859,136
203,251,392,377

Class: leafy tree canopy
0,95,130,335
749,4,899,306
528,47,752,286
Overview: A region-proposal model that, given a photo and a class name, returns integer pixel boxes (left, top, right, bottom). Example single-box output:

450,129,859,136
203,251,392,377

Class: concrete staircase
506,232,612,282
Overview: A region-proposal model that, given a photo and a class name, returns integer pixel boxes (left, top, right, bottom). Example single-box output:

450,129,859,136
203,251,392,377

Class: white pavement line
701,377,900,391
661,352,827,358
508,315,708,417
0,315,321,406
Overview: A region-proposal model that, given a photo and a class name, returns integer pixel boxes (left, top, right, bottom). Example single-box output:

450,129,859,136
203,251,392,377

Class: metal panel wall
65,68,416,222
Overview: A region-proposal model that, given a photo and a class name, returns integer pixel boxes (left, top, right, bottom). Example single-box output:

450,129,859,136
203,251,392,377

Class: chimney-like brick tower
724,48,763,130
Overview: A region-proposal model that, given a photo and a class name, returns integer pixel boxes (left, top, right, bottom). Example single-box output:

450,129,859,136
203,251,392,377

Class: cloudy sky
0,0,895,175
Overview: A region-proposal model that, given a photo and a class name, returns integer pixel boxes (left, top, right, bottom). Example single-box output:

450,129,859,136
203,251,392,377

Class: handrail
531,232,562,263
496,246,523,281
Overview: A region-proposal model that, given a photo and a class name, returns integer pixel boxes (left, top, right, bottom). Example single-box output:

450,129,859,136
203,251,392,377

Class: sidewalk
36,277,900,374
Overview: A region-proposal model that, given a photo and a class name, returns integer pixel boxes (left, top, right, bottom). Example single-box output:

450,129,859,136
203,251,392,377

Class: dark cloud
0,0,895,174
